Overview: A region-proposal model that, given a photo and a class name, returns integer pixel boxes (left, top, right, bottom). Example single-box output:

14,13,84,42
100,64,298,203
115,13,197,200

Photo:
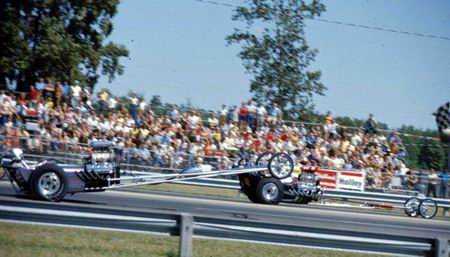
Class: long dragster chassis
0,142,294,202
0,142,439,219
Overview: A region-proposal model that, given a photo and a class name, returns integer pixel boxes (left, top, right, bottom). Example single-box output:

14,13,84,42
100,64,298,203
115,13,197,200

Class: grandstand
0,84,448,198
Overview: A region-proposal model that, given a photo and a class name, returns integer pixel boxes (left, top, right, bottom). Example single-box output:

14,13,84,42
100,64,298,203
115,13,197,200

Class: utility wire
195,0,235,7
314,18,450,41
193,0,450,42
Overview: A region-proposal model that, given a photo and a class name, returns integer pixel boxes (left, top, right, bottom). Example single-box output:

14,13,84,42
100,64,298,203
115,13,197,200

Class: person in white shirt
170,107,179,122
108,97,117,110
351,131,363,146
256,104,267,128
188,112,200,128
219,104,227,124
207,112,219,128
71,84,82,107
139,100,147,111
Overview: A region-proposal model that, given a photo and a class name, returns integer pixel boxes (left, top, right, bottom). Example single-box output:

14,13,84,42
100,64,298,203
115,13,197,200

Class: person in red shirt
251,136,262,153
29,85,39,101
238,102,248,126
242,130,250,141
266,128,276,142
280,132,289,142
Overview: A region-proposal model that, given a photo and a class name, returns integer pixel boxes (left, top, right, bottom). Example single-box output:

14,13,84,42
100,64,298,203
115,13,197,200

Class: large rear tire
30,163,67,202
256,178,284,205
238,174,259,203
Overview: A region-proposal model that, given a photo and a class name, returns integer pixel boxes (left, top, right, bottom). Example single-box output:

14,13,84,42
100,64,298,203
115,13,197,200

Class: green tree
150,95,164,115
0,0,128,91
226,0,326,118
418,140,444,170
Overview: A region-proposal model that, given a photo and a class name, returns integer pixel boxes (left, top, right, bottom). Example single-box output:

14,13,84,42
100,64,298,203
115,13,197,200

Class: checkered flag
434,101,450,143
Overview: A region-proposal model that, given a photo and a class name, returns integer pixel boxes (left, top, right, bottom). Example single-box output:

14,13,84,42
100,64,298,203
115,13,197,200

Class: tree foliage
227,0,326,117
418,139,445,170
398,125,447,170
0,0,128,91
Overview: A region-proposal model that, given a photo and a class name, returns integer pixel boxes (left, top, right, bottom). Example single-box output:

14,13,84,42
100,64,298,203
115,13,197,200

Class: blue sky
99,0,450,129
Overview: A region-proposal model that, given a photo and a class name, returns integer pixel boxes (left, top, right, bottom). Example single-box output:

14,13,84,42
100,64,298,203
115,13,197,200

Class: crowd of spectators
0,79,448,197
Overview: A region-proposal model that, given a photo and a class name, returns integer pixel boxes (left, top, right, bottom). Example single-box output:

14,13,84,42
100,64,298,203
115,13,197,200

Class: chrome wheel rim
404,198,420,216
420,200,437,219
262,183,279,201
38,172,61,198
271,154,291,178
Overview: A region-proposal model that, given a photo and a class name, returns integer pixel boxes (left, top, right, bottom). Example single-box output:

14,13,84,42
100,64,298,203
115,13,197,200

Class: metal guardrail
0,198,448,257
324,189,450,209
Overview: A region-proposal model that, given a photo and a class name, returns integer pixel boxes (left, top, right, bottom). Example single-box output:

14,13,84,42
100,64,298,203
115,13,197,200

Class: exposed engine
76,141,120,190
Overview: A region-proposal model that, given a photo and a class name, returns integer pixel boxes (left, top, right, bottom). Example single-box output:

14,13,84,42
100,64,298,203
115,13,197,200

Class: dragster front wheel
255,152,273,167
419,199,438,219
404,197,420,217
268,152,294,179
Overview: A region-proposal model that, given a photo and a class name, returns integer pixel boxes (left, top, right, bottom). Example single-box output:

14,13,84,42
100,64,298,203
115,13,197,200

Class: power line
193,0,450,42
195,0,235,8
314,18,450,41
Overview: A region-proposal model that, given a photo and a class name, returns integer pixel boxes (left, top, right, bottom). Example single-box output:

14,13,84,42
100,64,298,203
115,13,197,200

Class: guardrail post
434,238,449,257
179,213,193,257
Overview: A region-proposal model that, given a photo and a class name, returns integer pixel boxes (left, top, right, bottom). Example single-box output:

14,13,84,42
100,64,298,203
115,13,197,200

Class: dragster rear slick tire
30,163,67,202
256,177,284,205
238,173,260,203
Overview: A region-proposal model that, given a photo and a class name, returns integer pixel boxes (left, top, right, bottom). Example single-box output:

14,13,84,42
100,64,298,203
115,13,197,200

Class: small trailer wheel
30,163,67,202
419,199,438,219
268,152,293,179
404,197,420,217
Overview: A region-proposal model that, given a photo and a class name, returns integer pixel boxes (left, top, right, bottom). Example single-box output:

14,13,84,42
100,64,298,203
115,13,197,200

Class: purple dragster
0,141,120,201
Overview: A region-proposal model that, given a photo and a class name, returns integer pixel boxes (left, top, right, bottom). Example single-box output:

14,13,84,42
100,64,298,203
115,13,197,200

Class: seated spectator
323,115,339,139
35,78,45,92
238,102,248,125
323,149,345,169
207,112,219,128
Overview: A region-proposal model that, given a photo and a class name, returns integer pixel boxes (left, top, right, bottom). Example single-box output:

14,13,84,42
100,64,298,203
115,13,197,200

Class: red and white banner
336,170,365,191
314,169,365,191
315,169,338,189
